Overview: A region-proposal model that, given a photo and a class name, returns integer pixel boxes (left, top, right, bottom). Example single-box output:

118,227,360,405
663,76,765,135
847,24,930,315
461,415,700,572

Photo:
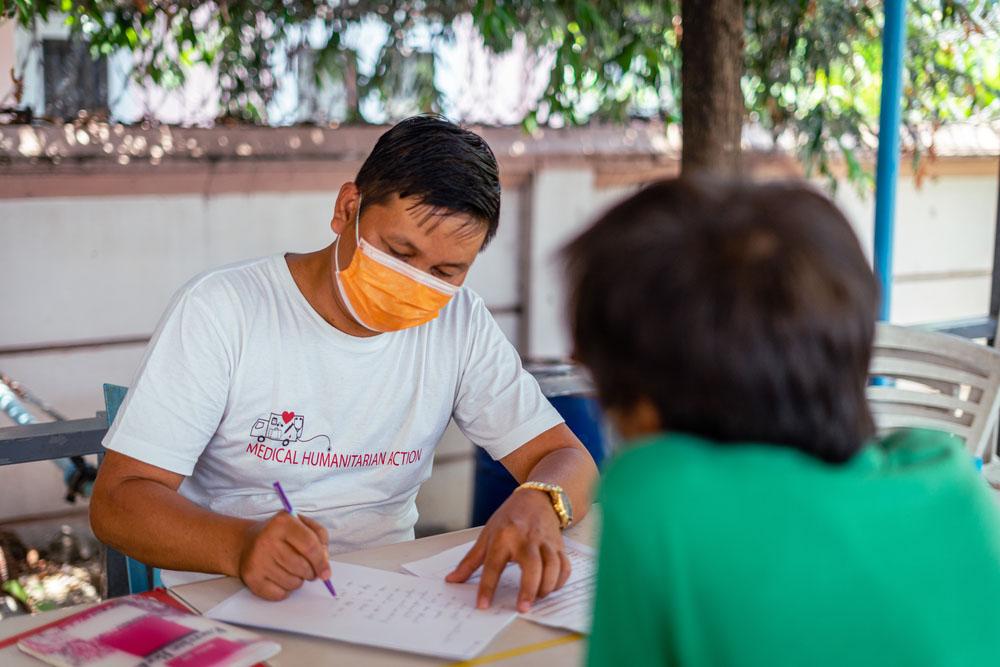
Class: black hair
563,177,879,464
354,115,501,248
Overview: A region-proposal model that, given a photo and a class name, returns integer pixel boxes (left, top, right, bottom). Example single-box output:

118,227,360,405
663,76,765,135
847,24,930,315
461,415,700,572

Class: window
42,37,108,119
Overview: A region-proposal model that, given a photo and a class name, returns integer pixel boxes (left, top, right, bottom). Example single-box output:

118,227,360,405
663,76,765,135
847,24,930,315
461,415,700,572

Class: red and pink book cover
10,592,280,667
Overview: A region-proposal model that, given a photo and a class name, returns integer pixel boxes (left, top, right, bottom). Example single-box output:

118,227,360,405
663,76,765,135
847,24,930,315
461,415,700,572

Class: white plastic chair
867,324,1000,460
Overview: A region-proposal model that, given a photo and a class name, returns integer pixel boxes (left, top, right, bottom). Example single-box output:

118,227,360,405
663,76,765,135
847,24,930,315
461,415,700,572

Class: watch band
518,481,573,529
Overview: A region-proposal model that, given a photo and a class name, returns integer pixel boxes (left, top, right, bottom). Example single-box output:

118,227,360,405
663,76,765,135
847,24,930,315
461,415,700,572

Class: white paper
205,561,517,660
402,538,596,634
160,569,223,587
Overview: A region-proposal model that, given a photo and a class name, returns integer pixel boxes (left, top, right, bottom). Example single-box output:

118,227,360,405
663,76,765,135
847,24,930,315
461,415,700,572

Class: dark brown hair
563,177,878,463
355,115,501,247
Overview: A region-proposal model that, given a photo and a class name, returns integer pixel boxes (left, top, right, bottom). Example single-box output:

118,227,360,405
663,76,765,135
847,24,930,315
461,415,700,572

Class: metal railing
0,413,131,598
0,414,107,465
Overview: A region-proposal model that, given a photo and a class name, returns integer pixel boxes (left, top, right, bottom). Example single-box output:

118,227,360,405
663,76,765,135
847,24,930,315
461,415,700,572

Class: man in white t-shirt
90,116,598,612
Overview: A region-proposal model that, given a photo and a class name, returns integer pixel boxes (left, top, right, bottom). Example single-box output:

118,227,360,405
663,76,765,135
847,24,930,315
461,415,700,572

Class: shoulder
599,433,717,511
423,285,493,340
440,285,487,319
879,427,966,457
173,256,279,312
876,428,984,490
182,255,277,299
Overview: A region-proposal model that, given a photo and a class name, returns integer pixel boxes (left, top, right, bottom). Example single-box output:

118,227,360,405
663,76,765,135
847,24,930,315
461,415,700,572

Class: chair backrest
103,383,129,428
868,324,1000,458
101,383,162,595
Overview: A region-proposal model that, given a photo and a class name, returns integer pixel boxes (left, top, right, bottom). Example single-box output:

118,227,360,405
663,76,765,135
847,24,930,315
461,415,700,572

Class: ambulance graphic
251,412,304,447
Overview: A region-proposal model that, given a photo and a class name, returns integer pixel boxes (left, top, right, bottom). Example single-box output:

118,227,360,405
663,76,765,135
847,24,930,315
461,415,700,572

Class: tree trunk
680,0,745,175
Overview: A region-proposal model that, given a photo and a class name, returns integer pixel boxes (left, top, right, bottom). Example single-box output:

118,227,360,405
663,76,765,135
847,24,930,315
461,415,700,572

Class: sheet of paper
402,538,596,634
205,561,517,661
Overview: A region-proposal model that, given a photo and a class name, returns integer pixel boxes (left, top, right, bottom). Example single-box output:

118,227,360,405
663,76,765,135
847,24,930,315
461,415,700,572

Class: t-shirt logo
249,411,330,451
245,409,424,471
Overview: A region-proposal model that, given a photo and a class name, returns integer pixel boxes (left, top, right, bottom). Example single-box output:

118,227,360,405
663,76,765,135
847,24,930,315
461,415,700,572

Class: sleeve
452,297,564,461
102,281,235,476
587,469,673,667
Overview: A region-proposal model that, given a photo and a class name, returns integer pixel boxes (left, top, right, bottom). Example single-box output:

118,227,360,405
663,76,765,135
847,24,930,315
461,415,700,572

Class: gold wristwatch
518,481,573,529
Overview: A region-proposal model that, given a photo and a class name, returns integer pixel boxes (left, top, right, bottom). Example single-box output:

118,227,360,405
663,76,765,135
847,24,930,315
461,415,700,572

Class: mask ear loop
333,193,380,332
355,193,362,246
335,193,363,274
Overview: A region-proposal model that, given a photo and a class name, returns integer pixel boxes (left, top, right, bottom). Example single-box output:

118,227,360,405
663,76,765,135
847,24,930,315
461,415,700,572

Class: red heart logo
281,411,295,424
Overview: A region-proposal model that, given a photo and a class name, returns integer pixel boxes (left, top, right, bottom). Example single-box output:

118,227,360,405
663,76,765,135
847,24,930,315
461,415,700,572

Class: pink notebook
12,592,280,667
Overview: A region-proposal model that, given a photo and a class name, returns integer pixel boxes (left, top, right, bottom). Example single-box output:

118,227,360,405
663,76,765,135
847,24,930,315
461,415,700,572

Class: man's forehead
407,202,482,237
369,196,487,247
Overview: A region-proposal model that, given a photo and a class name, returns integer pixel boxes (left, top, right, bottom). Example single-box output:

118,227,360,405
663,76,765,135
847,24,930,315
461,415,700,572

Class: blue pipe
0,381,34,425
872,0,907,322
0,379,95,499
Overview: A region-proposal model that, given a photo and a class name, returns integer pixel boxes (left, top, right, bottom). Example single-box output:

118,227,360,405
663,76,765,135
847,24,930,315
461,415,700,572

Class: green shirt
588,429,1000,666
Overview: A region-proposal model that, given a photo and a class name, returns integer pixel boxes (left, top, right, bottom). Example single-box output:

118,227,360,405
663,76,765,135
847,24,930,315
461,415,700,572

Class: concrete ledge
1,119,994,198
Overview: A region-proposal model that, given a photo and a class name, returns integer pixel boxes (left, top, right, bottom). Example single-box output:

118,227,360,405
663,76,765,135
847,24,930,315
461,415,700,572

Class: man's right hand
237,512,331,600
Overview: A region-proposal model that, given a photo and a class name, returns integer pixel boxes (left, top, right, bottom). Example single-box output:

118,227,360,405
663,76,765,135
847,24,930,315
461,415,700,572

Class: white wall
0,20,14,104
526,169,636,359
1,164,997,528
524,169,999,360
834,173,997,325
0,189,522,347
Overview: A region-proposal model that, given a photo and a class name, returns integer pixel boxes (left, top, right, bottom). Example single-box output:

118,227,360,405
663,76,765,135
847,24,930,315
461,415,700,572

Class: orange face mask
334,197,459,332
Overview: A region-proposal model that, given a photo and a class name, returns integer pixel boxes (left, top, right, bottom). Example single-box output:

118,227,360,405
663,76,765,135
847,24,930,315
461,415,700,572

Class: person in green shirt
561,177,1000,666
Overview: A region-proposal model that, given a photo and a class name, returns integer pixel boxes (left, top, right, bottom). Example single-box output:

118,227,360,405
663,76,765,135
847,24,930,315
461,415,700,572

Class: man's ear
331,182,361,236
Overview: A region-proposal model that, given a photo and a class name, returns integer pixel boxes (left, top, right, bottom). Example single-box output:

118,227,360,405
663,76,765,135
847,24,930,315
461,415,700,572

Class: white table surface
0,513,597,666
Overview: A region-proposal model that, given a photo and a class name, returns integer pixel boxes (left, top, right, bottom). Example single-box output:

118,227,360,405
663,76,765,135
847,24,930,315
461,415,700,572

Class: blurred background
0,1,998,612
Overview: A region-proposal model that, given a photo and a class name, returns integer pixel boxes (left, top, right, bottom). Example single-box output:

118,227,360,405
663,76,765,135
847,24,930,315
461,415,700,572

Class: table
0,513,596,666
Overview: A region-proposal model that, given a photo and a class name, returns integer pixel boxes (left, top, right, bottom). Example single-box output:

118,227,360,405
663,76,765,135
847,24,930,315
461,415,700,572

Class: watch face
559,490,573,522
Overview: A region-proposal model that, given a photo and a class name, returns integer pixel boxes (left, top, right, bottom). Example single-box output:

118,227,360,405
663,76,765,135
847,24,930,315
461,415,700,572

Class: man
90,116,597,613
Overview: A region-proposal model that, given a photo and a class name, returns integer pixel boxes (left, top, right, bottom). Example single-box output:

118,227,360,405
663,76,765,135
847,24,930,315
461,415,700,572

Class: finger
476,543,511,610
265,567,303,594
555,551,572,591
515,547,543,613
446,534,487,583
537,545,561,599
299,515,330,550
252,578,290,601
284,518,331,580
297,515,330,579
275,546,315,581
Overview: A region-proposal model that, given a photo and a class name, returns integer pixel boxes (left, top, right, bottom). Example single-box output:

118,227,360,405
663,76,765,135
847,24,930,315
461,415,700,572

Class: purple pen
272,481,337,597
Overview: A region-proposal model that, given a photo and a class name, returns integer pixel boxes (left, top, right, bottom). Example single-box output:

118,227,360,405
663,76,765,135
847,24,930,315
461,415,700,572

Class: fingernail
477,597,488,609
322,569,331,579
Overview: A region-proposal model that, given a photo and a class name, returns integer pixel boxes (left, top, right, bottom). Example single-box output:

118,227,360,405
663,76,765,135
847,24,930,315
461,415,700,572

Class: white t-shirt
104,254,563,556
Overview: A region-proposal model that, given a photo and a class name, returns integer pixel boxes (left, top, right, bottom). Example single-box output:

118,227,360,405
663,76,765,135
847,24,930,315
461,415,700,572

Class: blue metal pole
873,0,907,322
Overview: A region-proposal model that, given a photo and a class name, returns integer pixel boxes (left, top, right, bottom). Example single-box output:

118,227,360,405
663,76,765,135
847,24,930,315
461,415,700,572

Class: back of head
564,177,879,464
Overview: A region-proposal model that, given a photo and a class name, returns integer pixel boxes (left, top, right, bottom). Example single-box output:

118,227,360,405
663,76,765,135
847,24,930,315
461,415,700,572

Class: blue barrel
471,361,607,526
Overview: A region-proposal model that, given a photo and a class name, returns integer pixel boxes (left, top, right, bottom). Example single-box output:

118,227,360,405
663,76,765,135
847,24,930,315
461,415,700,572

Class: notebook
7,589,279,667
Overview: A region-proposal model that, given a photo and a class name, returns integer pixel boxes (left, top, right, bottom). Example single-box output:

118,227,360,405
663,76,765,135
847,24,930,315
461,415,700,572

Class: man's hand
446,488,571,612
237,512,331,601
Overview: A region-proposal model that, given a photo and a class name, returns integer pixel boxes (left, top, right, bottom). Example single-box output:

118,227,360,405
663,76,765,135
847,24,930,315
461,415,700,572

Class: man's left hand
445,488,571,612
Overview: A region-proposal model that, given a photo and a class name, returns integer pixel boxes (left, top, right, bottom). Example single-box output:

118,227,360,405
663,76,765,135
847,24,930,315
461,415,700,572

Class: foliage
743,0,1000,182
2,0,998,181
